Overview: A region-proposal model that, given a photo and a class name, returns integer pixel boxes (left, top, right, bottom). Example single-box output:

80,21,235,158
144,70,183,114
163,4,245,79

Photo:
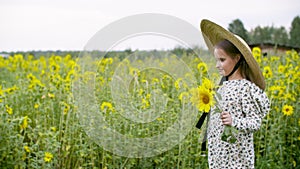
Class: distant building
249,43,300,55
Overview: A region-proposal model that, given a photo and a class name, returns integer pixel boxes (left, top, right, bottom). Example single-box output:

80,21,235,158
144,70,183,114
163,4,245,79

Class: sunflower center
202,95,209,104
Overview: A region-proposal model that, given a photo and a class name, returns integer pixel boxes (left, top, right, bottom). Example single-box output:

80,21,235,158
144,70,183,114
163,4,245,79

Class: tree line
228,15,300,48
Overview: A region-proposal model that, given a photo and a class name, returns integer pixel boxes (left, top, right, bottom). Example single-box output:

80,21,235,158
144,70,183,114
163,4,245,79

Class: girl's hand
221,112,232,126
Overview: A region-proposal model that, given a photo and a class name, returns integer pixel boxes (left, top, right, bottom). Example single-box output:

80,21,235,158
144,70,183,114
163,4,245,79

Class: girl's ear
235,54,241,62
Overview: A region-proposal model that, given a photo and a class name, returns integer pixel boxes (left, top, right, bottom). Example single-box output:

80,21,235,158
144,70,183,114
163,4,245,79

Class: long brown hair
215,39,250,80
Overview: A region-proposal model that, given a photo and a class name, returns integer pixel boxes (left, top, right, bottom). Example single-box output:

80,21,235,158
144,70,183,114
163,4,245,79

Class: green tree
228,19,250,42
249,26,272,44
249,25,289,45
289,15,300,47
272,26,289,45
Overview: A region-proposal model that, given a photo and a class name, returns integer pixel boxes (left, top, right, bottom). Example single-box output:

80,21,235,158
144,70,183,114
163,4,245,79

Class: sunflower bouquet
191,78,237,144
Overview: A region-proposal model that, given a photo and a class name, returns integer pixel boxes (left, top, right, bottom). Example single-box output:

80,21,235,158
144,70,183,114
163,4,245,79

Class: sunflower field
0,47,299,169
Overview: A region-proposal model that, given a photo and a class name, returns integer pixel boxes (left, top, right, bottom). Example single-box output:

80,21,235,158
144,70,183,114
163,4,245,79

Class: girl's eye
220,58,225,62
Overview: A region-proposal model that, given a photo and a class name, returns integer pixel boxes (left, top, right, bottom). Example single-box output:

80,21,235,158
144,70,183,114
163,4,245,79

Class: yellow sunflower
278,65,285,74
202,77,215,92
282,105,294,116
20,116,28,130
263,66,273,78
44,152,53,163
190,86,214,113
252,47,261,57
24,146,31,153
197,62,208,73
100,101,114,112
5,105,13,115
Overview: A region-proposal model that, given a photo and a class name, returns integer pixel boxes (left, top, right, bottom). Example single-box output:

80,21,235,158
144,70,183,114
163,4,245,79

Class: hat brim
200,19,265,90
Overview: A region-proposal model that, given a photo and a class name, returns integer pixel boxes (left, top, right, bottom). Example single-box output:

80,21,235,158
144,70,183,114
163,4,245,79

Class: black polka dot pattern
207,79,270,169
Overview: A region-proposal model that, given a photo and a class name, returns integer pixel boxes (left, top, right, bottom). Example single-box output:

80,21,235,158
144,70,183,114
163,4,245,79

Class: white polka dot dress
207,79,270,169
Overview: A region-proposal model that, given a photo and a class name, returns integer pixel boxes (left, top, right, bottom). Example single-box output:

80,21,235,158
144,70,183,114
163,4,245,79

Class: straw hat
200,19,265,90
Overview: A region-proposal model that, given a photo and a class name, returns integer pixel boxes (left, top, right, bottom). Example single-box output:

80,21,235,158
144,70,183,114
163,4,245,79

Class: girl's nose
215,61,220,68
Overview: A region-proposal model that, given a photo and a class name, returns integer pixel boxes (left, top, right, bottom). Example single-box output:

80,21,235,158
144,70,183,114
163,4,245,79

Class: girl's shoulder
223,79,261,91
222,79,267,98
240,79,269,101
240,79,264,93
240,79,270,115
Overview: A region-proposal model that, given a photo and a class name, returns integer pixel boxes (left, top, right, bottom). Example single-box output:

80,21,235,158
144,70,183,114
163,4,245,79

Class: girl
200,19,270,169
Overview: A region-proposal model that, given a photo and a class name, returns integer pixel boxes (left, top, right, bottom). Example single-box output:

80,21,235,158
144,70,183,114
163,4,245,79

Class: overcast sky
0,0,299,52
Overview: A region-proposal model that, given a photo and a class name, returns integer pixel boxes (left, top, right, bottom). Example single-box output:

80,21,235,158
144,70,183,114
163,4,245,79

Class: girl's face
214,48,240,76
